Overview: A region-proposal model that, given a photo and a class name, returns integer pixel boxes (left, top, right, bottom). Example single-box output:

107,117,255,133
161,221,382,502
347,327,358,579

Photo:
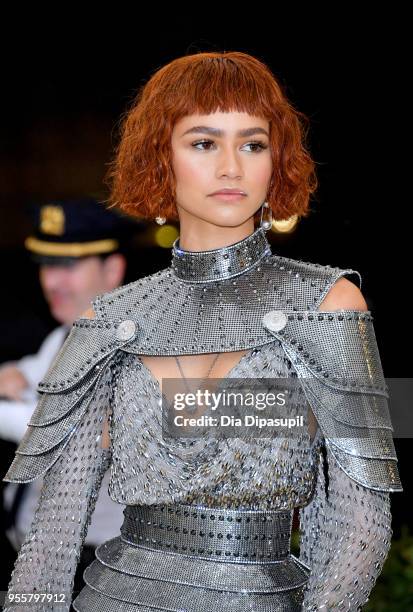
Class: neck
177,219,255,252
171,225,272,283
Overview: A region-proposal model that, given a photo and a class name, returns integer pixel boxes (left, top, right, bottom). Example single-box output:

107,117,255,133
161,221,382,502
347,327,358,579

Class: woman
3,51,402,611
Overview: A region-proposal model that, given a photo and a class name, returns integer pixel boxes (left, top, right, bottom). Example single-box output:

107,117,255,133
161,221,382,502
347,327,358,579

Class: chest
108,342,319,508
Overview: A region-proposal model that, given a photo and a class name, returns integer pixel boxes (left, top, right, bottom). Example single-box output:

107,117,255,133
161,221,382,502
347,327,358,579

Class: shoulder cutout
318,276,369,311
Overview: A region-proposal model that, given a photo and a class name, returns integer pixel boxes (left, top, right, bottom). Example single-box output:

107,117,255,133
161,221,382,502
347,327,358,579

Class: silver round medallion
262,310,288,332
116,320,137,341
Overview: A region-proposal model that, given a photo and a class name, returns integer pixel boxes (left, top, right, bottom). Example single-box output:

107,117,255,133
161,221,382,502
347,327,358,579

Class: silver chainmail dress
3,226,402,611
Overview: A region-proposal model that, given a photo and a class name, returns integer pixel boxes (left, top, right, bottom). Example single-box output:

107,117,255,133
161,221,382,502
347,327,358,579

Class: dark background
0,6,410,568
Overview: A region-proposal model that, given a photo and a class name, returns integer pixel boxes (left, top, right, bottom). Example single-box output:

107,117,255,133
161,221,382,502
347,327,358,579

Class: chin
50,306,73,325
210,216,252,228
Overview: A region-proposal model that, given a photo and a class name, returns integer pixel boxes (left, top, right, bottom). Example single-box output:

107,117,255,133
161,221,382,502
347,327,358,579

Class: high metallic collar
170,226,272,283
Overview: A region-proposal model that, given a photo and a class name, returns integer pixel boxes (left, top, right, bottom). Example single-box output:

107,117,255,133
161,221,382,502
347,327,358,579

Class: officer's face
171,111,273,229
39,255,124,324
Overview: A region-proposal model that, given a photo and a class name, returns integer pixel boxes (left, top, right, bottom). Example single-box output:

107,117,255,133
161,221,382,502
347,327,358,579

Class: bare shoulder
318,276,369,311
80,306,96,319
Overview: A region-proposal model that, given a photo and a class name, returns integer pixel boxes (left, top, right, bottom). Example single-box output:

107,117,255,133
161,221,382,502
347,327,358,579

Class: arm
16,327,69,389
299,276,393,610
0,328,69,442
262,272,401,608
3,308,113,611
0,364,30,401
0,397,37,443
299,428,392,611
0,328,68,401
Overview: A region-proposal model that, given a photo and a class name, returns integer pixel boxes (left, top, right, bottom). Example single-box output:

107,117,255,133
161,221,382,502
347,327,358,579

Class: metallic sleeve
2,368,113,611
2,318,131,484
0,317,130,611
299,428,393,611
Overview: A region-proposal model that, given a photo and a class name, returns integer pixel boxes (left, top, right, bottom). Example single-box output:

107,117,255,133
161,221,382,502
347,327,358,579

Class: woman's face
170,111,273,228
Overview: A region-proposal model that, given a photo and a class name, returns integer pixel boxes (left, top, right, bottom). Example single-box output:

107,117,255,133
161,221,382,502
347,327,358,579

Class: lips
210,189,247,196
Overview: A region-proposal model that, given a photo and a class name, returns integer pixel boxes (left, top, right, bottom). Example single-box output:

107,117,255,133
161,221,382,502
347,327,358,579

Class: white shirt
0,326,125,550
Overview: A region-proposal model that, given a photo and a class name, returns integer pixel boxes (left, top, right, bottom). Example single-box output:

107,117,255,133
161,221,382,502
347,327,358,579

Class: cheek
255,157,273,182
62,275,79,294
66,272,91,294
173,151,209,187
70,261,103,290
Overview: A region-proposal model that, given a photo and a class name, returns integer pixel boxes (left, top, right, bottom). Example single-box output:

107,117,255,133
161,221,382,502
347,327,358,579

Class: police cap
24,197,139,265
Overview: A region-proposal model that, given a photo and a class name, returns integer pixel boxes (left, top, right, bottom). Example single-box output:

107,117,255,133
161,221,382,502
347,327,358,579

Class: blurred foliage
291,523,413,611
364,524,413,611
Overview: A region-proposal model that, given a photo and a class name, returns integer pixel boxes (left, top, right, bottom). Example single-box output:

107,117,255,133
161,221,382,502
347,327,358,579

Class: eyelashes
191,140,268,153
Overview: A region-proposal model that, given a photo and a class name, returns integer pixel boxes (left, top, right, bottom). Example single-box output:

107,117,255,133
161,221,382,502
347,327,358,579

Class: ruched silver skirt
72,503,311,612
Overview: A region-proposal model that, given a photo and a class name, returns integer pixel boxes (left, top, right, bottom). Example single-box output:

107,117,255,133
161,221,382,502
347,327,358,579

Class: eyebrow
181,126,269,138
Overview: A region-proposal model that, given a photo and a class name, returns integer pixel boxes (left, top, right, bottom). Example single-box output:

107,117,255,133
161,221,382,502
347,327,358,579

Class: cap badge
40,205,65,236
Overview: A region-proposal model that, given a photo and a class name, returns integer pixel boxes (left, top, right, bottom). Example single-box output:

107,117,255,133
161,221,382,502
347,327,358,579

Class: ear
103,253,127,288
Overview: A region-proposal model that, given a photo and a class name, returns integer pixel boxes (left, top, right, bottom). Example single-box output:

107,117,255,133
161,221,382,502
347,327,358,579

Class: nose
216,144,243,179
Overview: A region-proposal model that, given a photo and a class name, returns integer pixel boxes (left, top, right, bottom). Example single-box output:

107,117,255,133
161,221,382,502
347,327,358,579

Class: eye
244,141,268,153
191,140,268,152
192,140,215,150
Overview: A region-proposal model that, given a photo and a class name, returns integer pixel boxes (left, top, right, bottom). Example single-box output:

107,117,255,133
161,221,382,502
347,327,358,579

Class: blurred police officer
0,197,139,599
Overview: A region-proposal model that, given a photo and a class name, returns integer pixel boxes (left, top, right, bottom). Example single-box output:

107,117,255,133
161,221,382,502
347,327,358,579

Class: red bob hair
104,51,318,223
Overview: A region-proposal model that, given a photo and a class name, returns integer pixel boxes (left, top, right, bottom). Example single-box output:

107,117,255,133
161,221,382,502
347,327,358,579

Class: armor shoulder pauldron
3,318,135,483
262,309,402,493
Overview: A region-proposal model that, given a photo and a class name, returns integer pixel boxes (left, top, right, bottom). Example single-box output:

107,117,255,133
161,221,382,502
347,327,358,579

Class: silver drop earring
155,199,166,225
259,201,273,231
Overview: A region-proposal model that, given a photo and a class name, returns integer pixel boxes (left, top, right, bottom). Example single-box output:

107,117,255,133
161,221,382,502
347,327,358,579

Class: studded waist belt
120,503,294,564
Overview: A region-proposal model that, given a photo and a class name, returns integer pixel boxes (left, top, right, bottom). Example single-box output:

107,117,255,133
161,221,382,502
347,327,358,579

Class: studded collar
170,226,272,283
88,242,362,355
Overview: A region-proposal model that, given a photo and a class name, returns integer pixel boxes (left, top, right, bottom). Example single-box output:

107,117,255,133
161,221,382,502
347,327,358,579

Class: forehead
174,111,269,134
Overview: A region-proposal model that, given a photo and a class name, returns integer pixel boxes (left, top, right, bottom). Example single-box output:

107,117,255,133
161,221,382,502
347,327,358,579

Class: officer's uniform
0,197,140,602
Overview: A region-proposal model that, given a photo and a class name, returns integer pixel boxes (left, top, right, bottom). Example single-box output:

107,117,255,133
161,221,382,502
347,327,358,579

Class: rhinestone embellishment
262,310,288,332
116,320,137,341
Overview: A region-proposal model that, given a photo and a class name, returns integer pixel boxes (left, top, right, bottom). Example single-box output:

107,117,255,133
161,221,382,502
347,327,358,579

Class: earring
155,200,166,225
260,201,273,231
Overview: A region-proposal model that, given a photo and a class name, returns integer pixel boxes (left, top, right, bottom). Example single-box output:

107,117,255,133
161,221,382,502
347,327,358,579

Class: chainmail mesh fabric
2,226,402,611
3,366,113,611
298,429,393,610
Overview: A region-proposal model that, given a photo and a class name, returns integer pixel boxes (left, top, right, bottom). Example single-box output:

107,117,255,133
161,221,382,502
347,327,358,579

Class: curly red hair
104,51,318,223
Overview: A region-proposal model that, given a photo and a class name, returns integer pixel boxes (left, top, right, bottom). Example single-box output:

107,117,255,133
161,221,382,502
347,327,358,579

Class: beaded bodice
108,338,320,509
